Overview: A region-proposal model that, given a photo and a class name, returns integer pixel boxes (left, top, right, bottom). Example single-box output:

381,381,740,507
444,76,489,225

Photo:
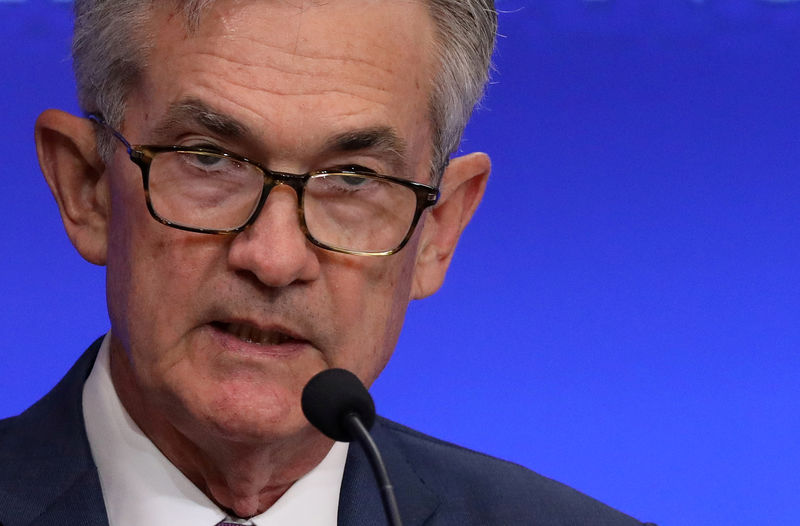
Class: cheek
104,171,217,360
105,173,146,352
323,243,418,384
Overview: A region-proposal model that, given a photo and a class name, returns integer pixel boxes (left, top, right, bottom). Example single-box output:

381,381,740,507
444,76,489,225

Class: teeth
226,323,291,345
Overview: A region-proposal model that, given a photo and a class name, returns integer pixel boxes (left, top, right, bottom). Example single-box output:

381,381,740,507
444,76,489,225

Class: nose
227,184,320,287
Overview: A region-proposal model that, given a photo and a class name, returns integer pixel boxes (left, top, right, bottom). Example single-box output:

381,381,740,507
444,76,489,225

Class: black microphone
302,368,403,526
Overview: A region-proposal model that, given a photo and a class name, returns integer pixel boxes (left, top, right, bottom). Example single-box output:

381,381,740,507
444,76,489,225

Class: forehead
128,0,437,164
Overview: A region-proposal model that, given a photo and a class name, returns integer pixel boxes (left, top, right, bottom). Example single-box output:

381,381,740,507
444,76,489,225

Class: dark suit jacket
0,339,648,525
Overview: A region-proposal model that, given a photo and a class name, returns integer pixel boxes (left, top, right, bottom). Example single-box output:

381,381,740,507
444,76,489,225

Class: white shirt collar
82,334,348,526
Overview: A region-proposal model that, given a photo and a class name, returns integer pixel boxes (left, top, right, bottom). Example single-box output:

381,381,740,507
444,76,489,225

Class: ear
35,109,109,265
411,152,490,299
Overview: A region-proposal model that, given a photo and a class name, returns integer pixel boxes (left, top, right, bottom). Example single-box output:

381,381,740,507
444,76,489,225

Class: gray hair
72,0,497,180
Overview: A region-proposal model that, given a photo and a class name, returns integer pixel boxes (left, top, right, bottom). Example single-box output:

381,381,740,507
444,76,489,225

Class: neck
157,426,333,517
109,345,334,518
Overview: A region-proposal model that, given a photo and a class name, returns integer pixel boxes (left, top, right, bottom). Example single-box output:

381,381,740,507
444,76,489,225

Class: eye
337,174,370,187
183,152,237,170
334,165,377,175
172,150,248,178
308,171,381,197
325,173,373,190
188,152,226,167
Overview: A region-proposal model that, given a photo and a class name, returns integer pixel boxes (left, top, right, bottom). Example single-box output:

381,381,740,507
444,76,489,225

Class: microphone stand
343,412,403,526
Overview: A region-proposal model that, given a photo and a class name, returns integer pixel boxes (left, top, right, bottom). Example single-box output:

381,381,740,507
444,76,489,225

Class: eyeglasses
89,115,440,256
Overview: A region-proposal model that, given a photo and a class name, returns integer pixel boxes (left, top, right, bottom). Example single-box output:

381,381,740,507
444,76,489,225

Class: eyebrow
152,98,248,142
324,127,408,173
152,97,409,173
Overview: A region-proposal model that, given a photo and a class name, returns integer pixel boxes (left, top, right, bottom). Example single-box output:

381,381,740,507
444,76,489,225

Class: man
0,0,649,524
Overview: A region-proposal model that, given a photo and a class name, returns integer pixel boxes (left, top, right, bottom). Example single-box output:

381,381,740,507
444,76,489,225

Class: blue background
2,1,799,524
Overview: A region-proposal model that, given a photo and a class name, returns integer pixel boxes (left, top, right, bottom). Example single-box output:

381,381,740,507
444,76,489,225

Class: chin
185,383,309,445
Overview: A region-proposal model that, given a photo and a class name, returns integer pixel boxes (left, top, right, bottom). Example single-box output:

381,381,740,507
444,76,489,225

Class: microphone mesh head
301,368,376,442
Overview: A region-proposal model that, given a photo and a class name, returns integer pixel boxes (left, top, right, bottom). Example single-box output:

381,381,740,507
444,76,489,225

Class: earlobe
411,152,490,299
35,109,109,265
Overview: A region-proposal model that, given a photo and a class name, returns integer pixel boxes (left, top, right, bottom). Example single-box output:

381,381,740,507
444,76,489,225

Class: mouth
210,321,306,347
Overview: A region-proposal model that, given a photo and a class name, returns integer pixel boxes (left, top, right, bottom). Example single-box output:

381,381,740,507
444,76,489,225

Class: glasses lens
148,151,264,230
304,173,418,253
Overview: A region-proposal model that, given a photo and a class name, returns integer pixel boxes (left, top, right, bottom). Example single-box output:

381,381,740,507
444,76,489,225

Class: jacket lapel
337,419,439,526
0,338,108,526
17,468,107,526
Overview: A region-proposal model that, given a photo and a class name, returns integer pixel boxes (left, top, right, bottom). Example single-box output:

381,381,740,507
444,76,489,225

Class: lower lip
206,323,310,358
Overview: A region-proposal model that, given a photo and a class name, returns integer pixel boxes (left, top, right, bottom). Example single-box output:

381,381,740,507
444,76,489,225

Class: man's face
104,0,438,445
